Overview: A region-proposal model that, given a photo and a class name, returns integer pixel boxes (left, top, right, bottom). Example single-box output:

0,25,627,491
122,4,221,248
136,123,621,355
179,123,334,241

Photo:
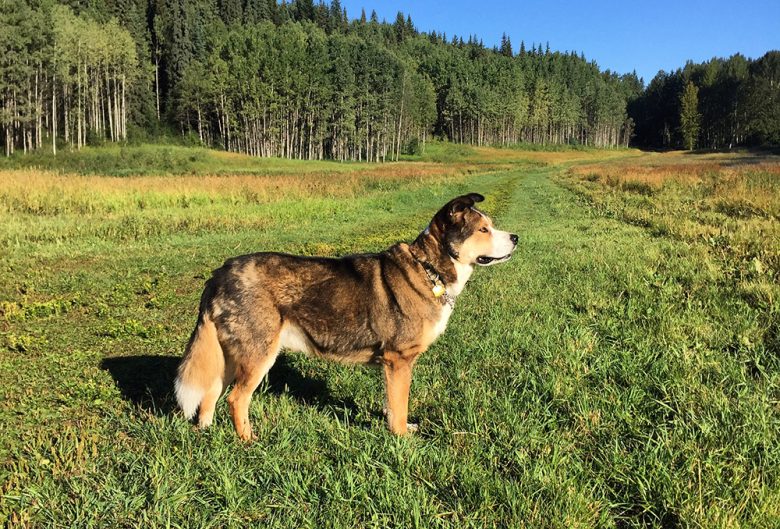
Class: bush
86,129,106,147
403,137,423,156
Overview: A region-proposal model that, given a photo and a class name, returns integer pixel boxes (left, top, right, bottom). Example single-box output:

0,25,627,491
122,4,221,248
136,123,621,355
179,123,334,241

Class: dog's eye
479,227,489,233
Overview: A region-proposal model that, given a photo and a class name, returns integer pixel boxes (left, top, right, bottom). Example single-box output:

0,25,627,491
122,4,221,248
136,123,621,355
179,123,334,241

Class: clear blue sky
340,0,780,84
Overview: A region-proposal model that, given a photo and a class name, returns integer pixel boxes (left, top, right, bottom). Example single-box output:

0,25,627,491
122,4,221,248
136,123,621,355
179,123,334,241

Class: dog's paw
406,423,419,433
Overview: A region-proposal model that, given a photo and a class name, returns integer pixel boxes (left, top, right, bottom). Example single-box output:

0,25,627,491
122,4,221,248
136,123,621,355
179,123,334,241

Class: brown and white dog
175,193,517,440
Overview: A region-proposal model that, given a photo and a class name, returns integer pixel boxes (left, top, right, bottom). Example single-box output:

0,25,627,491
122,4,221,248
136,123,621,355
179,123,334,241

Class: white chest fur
430,259,472,341
431,303,453,340
279,323,314,353
449,260,473,297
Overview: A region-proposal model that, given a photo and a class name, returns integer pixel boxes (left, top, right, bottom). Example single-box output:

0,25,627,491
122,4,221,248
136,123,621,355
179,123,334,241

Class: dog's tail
175,312,225,420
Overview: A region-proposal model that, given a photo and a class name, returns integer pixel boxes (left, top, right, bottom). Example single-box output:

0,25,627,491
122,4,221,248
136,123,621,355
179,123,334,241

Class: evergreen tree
293,0,315,22
393,12,406,43
746,51,780,145
680,80,700,150
328,0,344,32
218,0,243,26
500,33,512,57
245,0,270,24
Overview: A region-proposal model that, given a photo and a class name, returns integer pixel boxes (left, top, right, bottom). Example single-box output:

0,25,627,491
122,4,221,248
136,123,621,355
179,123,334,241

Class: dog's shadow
100,354,375,424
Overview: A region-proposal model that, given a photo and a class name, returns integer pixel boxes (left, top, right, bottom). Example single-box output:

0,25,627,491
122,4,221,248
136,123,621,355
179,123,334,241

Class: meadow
1,144,778,528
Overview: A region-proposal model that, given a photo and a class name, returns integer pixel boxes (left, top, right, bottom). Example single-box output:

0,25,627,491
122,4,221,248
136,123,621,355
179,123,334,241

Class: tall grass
0,166,474,216
560,152,780,309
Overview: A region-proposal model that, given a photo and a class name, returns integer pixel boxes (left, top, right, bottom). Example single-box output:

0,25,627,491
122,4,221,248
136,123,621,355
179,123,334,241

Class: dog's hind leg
197,355,235,428
226,332,281,442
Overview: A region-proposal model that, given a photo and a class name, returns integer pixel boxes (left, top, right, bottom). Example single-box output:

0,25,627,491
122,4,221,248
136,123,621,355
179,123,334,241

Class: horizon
341,0,780,83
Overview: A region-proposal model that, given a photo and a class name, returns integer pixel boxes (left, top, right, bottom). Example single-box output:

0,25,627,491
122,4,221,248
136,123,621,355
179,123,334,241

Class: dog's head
430,193,518,266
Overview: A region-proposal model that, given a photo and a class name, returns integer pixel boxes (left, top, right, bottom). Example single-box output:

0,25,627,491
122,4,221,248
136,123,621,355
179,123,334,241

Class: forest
631,52,780,150
1,0,778,159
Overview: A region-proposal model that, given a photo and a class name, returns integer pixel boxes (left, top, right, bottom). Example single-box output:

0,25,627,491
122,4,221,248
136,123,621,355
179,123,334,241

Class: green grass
0,144,370,177
0,141,513,177
1,146,778,527
405,140,479,163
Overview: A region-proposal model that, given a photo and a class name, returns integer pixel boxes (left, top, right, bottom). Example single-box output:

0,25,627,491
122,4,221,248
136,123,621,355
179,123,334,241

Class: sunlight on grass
1,145,778,527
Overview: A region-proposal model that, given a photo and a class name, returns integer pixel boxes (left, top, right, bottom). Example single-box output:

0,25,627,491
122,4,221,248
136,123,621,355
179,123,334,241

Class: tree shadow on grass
100,354,379,426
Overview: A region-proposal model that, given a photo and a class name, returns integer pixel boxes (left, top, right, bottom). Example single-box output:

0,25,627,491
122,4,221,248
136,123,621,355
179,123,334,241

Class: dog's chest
430,303,453,341
425,263,468,343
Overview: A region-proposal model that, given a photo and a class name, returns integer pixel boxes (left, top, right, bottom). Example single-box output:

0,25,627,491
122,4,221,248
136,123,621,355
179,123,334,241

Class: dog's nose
510,234,519,245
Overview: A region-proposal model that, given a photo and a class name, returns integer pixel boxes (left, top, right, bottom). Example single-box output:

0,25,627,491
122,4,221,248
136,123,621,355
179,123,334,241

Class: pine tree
298,0,316,21
394,12,406,43
314,2,329,30
745,51,780,145
218,0,243,26
328,0,343,32
680,80,700,150
245,0,270,24
500,33,512,57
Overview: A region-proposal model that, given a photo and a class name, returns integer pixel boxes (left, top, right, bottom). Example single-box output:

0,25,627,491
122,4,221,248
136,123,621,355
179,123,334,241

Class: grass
1,144,778,527
0,144,342,177
560,151,780,299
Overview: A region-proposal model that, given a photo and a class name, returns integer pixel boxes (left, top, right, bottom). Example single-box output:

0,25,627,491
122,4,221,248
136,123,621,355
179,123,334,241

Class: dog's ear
428,193,485,236
447,193,484,216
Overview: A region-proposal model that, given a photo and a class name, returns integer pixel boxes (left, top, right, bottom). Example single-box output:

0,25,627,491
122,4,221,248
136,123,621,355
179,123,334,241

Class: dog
175,193,517,439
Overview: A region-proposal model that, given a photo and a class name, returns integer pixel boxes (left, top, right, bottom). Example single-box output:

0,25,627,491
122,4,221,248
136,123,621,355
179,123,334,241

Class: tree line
629,52,780,150
1,2,138,156
1,0,776,159
2,0,641,159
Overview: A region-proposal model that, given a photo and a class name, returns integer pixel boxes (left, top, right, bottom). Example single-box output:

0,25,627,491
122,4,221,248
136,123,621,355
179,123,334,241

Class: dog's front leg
381,351,420,435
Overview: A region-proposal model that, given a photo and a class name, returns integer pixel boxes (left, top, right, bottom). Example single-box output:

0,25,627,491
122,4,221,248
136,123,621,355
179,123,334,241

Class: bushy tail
175,314,225,420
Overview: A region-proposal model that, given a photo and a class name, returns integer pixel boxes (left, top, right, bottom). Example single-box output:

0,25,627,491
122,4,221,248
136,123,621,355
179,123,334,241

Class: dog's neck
410,225,473,294
448,258,473,297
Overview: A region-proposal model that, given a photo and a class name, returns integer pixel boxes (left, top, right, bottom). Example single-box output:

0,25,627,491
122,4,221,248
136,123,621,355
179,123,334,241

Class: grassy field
1,144,778,527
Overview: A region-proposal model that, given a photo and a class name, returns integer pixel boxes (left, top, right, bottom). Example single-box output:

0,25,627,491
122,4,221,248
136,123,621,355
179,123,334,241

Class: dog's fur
175,193,517,439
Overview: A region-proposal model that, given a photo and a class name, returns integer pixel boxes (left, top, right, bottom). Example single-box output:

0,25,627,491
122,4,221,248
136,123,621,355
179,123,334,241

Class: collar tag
432,283,446,298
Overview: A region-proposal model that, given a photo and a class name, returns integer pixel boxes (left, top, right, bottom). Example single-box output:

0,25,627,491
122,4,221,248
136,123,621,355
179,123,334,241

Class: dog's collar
417,260,456,308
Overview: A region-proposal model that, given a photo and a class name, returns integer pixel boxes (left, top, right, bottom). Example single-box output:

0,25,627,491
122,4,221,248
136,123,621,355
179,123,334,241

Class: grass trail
492,168,779,527
1,157,778,527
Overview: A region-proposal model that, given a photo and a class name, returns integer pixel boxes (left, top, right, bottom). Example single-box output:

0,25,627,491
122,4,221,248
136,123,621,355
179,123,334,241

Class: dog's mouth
476,254,512,266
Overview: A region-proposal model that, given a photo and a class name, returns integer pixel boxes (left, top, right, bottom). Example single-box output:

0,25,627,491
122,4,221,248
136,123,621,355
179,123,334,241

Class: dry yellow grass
471,146,642,165
571,154,780,219
561,151,780,292
0,143,635,218
0,161,486,216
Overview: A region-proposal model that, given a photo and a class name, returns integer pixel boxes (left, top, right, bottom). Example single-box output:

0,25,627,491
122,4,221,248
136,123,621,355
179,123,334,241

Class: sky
340,0,780,83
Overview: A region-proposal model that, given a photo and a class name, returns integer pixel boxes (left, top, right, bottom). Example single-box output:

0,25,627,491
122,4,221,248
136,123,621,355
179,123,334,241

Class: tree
680,80,700,150
500,33,512,57
745,51,780,145
245,0,271,24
